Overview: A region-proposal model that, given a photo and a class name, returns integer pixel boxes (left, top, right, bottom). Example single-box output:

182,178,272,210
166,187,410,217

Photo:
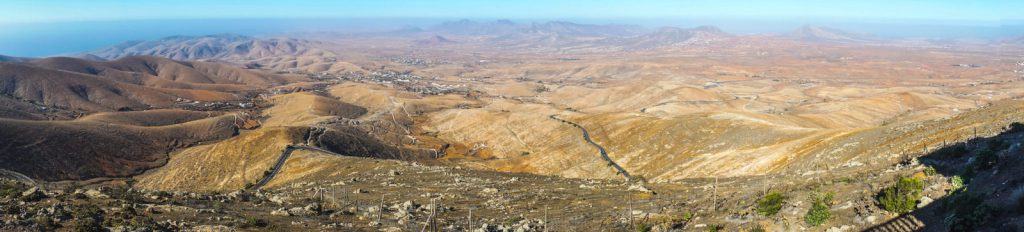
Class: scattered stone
917,196,934,208
826,225,854,232
83,189,109,199
20,187,44,201
287,205,317,216
480,188,499,195
627,184,652,193
271,208,291,216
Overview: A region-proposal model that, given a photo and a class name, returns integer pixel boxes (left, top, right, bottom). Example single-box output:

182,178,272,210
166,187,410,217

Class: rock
227,190,247,200
353,188,366,194
389,170,401,176
270,208,291,216
480,188,499,195
627,184,652,193
288,206,316,216
110,226,153,232
302,203,321,214
268,195,289,205
826,225,854,232
83,189,109,199
190,225,231,231
20,187,44,201
917,196,934,208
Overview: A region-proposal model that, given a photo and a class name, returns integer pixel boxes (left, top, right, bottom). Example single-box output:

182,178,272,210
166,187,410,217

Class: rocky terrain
1,19,1023,231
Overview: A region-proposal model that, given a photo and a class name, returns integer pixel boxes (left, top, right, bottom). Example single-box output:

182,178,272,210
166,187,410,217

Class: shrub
680,211,693,221
973,148,998,170
804,192,832,226
756,192,785,217
943,193,992,232
244,182,255,189
19,189,45,202
748,224,766,232
635,223,652,232
242,217,269,228
0,182,26,199
70,218,103,232
878,176,923,214
33,215,56,231
923,166,937,176
706,224,724,232
1010,186,1024,213
950,175,965,193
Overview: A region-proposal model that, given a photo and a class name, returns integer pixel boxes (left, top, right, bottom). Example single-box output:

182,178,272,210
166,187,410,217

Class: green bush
706,224,724,232
950,175,965,193
634,223,652,232
0,181,26,199
756,192,785,217
973,148,998,170
923,166,937,176
680,211,693,221
242,217,269,228
748,224,766,232
33,215,56,231
943,193,992,232
878,176,923,214
804,192,832,226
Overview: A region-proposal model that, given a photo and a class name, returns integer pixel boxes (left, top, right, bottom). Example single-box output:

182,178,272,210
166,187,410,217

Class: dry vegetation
1,20,1024,231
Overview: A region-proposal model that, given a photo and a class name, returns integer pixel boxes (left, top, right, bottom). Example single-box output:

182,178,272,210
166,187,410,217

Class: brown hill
0,62,174,112
30,56,304,88
0,113,238,181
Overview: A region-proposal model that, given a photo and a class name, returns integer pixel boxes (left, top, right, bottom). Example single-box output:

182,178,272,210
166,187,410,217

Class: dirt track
551,115,632,181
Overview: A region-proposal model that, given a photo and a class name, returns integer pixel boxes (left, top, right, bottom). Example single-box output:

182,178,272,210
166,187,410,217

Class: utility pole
628,194,634,229
544,206,549,232
712,176,718,212
377,193,385,224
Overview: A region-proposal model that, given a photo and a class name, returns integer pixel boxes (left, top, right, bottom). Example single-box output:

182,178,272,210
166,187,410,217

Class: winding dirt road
550,115,632,181
249,144,346,190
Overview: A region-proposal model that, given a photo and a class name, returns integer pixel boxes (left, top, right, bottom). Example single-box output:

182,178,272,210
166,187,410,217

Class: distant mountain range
0,55,32,62
86,34,335,61
785,25,877,43
73,20,914,62
613,25,731,49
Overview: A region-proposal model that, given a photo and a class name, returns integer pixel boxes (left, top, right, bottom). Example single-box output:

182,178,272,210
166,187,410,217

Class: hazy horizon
2,17,1022,57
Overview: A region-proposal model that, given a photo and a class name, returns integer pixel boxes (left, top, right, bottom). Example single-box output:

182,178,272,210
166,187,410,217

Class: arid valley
2,2,1024,231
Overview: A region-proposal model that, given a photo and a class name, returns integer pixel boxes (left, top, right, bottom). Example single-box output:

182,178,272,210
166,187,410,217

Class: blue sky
1,0,1019,24
1,1,1021,57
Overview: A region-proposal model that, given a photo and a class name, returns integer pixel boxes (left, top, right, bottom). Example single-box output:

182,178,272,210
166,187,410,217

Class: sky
0,0,1021,57
1,0,1019,24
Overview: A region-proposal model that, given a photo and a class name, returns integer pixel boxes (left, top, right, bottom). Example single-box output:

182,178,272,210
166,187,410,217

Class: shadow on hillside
864,123,1024,232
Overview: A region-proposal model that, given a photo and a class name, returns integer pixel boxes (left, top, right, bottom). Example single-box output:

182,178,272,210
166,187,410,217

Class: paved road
0,168,37,186
248,144,347,190
550,115,632,181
